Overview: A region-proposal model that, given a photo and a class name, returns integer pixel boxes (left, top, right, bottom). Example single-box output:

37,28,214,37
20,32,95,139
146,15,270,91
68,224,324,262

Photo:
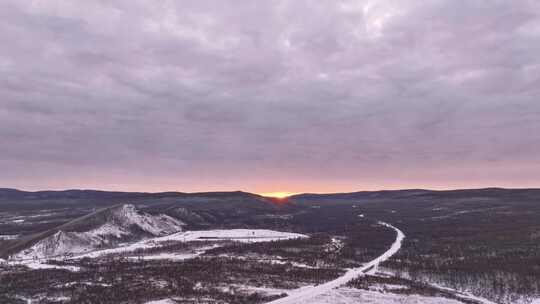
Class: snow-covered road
266,221,405,304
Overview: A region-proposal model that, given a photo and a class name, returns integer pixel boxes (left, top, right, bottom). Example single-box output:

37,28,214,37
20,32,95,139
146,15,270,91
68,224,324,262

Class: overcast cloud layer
1,0,540,193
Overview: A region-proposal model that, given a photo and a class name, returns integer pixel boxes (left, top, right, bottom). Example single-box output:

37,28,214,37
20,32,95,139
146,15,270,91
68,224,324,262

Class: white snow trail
266,221,405,304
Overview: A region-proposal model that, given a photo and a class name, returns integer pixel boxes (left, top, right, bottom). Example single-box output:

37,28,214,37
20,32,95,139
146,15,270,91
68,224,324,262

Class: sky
1,1,540,194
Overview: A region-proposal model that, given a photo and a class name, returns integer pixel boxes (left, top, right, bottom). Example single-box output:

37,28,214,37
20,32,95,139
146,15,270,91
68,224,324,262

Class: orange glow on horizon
259,192,298,198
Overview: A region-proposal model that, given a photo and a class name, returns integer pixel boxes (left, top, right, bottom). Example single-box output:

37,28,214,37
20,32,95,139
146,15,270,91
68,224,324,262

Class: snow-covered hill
12,204,184,260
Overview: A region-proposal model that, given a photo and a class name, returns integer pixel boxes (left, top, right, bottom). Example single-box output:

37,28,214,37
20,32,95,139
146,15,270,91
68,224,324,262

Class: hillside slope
2,204,184,259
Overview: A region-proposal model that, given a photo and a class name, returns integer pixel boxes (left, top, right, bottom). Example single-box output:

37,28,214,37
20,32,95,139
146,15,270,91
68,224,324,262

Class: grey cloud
1,0,540,192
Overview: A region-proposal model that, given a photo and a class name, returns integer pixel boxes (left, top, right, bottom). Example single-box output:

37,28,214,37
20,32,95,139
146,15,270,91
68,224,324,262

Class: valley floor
4,189,540,303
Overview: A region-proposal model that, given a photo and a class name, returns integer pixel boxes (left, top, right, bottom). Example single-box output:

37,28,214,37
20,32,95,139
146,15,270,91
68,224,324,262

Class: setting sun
260,192,297,199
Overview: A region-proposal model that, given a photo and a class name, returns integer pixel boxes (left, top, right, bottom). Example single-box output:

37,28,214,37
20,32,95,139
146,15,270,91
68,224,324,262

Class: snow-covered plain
157,229,307,243
74,229,307,259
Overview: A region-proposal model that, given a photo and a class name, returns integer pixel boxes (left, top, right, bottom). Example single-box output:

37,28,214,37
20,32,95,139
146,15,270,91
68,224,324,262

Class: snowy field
75,229,307,259
157,229,307,243
7,229,308,270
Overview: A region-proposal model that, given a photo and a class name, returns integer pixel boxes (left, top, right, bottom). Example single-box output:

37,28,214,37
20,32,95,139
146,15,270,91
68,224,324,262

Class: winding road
266,221,405,304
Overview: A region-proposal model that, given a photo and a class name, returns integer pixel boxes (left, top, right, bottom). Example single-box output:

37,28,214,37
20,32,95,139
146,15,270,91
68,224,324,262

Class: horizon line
3,186,540,197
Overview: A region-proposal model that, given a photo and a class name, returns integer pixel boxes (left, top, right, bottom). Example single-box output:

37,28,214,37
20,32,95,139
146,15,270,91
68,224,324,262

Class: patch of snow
128,252,200,261
86,223,129,238
126,245,217,261
8,260,81,272
14,295,34,303
145,299,176,304
112,204,184,236
324,237,344,253
367,283,408,292
231,284,289,296
216,254,318,269
49,296,71,302
279,260,319,269
0,234,19,240
62,281,111,287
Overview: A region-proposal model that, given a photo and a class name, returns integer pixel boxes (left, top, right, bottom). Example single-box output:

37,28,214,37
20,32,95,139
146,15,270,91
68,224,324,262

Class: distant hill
0,188,166,200
0,188,282,211
291,189,431,201
290,188,540,203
